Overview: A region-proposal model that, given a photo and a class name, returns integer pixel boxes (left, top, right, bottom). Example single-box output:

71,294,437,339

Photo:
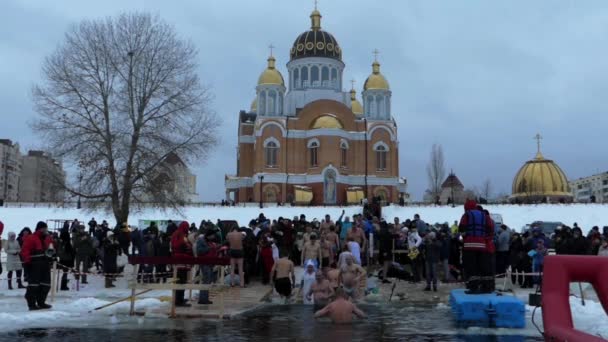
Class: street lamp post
259,175,264,209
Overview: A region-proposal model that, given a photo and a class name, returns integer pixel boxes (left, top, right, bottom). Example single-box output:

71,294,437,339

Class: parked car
520,221,564,236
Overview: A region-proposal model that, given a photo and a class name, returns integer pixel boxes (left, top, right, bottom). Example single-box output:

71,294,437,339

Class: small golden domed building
225,6,407,205
511,135,572,203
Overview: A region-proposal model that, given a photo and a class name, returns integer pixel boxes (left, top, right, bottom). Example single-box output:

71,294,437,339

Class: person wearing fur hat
21,221,53,310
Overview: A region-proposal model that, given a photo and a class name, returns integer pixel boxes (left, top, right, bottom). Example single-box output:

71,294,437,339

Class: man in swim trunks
301,233,322,268
339,254,365,300
271,250,295,302
326,267,340,294
326,226,340,259
320,234,332,268
227,227,245,287
314,288,366,324
307,271,334,310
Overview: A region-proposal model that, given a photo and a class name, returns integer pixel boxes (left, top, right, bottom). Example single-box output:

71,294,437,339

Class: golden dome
250,97,257,112
511,150,572,201
363,61,390,90
257,56,284,86
350,89,363,115
310,115,344,129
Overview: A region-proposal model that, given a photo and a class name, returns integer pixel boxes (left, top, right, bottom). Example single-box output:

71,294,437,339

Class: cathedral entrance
323,169,337,204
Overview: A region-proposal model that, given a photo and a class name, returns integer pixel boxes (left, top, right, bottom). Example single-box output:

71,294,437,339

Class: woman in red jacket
21,221,54,310
171,221,193,307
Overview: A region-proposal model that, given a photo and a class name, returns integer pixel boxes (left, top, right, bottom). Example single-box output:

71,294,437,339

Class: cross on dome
268,43,275,57
373,49,380,62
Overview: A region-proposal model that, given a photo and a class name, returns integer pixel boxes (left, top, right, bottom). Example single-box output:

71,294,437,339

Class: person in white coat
408,228,423,283
5,232,25,289
301,260,317,304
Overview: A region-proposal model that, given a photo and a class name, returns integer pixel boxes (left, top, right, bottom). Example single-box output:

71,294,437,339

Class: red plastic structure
542,255,608,342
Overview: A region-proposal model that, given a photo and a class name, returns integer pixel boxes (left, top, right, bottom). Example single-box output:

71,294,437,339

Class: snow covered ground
0,203,606,235
0,203,606,336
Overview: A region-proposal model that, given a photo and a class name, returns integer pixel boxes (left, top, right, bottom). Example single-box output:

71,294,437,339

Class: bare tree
31,13,220,224
481,178,493,201
426,144,446,202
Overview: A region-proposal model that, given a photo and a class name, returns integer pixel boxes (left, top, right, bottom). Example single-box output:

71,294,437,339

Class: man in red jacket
458,200,494,294
21,221,54,310
171,221,193,307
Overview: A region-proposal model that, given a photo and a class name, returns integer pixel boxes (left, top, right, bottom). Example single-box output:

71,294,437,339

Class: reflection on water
0,304,543,342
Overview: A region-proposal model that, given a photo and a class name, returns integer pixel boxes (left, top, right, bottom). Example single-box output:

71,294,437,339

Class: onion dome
290,9,342,61
363,61,390,90
511,142,572,203
250,97,257,112
257,55,284,86
350,88,363,115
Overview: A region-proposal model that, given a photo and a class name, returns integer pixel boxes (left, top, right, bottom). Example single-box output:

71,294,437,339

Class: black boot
433,284,438,292
60,274,69,291
8,279,13,290
197,290,213,305
17,279,25,289
37,287,52,310
25,289,39,310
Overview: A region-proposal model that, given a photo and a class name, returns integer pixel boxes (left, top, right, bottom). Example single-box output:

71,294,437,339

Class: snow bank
526,297,608,339
0,203,606,236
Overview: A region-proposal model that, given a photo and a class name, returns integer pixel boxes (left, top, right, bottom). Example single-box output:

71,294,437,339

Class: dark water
0,304,543,342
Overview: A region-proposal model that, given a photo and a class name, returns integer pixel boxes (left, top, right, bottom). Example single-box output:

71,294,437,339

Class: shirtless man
326,226,340,257
346,224,367,251
307,271,334,309
270,250,295,302
303,225,313,245
339,254,366,300
319,234,332,268
301,234,322,268
227,227,245,287
314,288,366,324
320,214,334,234
326,267,340,293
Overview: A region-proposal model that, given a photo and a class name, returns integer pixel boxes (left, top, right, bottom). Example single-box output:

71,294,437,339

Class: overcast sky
2,0,608,201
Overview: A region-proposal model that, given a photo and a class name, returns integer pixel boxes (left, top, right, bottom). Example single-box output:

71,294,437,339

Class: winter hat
464,199,477,211
35,221,48,231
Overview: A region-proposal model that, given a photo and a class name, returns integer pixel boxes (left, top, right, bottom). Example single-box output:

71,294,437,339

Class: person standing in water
339,254,365,300
301,261,317,304
314,288,366,324
271,250,296,303
307,271,334,310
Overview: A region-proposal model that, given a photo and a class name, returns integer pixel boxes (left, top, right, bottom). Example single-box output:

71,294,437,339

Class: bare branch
31,12,220,223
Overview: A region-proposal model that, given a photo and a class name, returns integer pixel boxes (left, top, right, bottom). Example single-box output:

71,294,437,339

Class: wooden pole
219,266,225,319
93,289,152,313
130,264,139,316
170,267,178,318
50,261,57,303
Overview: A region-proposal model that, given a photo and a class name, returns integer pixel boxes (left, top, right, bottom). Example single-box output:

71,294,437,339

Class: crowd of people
1,201,607,314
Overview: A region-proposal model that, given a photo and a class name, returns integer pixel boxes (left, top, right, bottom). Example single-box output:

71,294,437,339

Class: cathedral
225,7,407,205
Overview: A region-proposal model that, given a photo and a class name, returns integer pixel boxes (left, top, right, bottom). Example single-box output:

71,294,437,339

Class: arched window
301,66,309,87
311,65,320,86
259,91,266,115
331,68,337,81
308,140,319,167
321,66,329,83
340,141,348,168
264,139,279,167
374,143,388,171
293,68,300,89
268,91,277,115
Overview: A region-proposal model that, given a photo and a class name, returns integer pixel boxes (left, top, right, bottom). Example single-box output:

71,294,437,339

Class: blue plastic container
449,289,526,329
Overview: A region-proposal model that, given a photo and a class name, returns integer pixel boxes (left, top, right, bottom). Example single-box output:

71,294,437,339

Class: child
532,240,547,286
